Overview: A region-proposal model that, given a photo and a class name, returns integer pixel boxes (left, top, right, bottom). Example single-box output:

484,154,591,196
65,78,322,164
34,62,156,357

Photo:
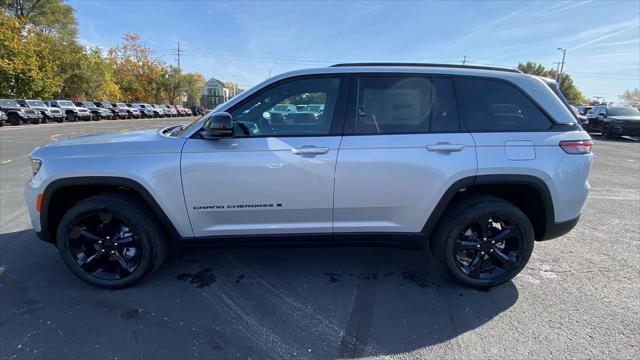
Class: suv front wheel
56,193,167,288
433,195,534,288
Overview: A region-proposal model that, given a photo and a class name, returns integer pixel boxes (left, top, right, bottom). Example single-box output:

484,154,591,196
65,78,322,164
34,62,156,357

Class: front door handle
290,146,330,155
426,143,465,152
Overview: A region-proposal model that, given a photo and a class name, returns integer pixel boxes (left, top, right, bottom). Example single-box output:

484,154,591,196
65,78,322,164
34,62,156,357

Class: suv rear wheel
433,195,534,288
56,193,167,288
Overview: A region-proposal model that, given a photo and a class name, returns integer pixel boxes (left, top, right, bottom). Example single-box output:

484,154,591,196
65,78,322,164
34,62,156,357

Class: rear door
333,75,477,233
181,75,348,237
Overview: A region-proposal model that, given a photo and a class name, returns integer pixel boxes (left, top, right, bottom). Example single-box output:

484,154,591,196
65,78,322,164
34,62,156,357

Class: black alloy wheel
453,215,523,280
56,193,167,288
66,212,142,281
433,195,534,288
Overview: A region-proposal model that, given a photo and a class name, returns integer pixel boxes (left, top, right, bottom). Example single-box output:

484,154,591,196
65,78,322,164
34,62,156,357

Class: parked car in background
570,105,588,128
576,105,592,116
174,104,188,116
588,106,640,138
115,103,140,119
94,101,122,119
161,104,178,117
1,98,42,125
47,100,91,122
130,103,155,118
18,99,65,123
150,104,166,118
184,107,193,116
75,101,111,120
0,110,7,126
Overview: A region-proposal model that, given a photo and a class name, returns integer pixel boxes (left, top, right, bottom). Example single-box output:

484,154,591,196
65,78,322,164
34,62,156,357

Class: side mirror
202,112,233,139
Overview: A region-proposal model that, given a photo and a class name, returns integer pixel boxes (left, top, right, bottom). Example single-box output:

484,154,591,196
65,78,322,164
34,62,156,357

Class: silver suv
25,64,593,289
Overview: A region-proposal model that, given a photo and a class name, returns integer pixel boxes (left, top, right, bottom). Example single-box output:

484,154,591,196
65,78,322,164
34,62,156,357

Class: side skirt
175,232,426,250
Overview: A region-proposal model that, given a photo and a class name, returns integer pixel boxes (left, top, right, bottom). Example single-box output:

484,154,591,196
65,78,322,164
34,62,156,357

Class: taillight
560,140,593,154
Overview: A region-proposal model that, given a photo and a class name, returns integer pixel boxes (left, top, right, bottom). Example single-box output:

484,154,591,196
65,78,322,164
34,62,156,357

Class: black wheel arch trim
421,174,557,241
39,176,180,244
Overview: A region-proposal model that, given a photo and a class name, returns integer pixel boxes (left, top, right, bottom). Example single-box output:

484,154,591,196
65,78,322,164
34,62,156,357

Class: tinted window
458,78,551,131
608,107,639,116
431,78,460,132
229,77,341,137
356,76,432,134
354,76,460,134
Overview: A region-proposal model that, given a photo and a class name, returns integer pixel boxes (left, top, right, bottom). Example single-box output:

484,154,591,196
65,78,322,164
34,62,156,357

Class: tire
56,193,168,289
55,116,64,123
8,113,20,126
67,112,77,122
41,116,48,124
432,194,534,288
30,117,41,125
602,124,620,139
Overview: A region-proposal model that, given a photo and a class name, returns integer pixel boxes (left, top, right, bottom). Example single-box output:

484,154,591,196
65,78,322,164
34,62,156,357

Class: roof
203,78,225,87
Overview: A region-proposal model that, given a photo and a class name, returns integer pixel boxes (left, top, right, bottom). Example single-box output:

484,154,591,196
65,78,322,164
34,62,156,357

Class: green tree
0,13,59,98
1,0,78,40
618,89,639,108
517,61,585,104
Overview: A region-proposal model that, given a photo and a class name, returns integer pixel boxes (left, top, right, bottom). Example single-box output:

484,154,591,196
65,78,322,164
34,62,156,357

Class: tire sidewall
439,200,535,288
56,198,159,288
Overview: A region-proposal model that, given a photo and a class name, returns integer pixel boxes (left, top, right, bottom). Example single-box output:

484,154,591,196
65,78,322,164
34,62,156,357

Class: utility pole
556,47,566,86
176,42,181,70
462,55,467,65
552,62,561,81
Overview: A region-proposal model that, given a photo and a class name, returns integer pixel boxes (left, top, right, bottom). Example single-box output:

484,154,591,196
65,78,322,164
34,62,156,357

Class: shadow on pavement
1,229,518,359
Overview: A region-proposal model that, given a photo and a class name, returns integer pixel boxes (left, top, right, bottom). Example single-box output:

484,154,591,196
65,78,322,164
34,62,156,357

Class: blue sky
71,0,639,103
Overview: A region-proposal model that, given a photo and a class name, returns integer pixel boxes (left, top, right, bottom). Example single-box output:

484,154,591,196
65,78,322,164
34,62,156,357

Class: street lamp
268,63,279,78
556,48,567,86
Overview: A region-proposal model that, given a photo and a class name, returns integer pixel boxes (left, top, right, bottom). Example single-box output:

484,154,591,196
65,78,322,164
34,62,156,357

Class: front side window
229,77,341,137
457,78,551,131
608,107,639,116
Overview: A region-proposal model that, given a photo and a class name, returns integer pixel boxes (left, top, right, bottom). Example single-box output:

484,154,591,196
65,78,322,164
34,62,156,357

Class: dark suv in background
94,101,126,119
18,99,65,123
75,101,111,120
587,106,640,138
0,99,42,125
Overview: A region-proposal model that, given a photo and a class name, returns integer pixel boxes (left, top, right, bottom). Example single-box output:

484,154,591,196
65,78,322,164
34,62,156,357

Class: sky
70,0,639,103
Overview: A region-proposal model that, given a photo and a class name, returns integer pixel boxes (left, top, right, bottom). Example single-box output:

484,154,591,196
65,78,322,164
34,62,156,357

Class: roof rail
330,62,522,74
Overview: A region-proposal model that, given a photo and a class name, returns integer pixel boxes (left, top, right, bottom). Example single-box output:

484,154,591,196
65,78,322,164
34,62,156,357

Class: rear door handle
426,143,465,152
290,146,330,155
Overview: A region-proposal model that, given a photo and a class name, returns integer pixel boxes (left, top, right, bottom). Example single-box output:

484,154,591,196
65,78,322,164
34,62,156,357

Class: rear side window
457,78,551,131
354,76,460,134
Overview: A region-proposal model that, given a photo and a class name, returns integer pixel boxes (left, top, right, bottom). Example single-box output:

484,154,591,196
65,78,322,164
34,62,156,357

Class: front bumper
77,112,92,119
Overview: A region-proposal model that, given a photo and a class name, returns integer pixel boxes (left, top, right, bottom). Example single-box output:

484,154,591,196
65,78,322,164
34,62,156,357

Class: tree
1,0,78,40
618,89,639,108
517,62,585,104
108,33,166,102
0,13,60,98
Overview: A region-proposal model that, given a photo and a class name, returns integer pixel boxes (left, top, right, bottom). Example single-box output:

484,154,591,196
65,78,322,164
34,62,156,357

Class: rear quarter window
457,78,552,131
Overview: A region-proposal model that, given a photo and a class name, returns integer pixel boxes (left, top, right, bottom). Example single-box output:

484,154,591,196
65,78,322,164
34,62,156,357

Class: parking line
0,159,12,165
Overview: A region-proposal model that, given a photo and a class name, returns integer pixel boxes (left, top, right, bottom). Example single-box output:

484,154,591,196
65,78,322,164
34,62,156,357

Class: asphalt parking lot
1,118,638,359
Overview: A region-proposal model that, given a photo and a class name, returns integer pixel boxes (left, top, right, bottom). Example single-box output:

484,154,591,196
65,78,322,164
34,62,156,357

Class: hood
32,129,186,158
46,129,159,146
609,115,640,121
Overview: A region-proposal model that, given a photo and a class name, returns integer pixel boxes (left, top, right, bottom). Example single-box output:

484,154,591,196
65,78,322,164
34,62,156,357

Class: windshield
27,100,46,107
116,103,127,108
608,107,639,116
0,99,19,107
100,102,112,107
59,101,75,107
82,102,96,108
175,115,205,136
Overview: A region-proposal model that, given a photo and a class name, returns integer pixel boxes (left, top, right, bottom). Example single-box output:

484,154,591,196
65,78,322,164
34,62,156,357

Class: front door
181,76,347,237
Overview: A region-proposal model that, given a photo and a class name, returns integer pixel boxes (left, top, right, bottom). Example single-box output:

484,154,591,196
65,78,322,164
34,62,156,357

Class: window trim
195,74,350,139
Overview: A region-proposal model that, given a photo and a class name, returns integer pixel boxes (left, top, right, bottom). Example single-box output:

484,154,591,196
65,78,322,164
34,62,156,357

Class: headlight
31,158,42,176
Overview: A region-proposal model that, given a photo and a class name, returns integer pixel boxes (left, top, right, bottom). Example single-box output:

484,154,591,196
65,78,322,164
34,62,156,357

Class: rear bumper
539,215,580,241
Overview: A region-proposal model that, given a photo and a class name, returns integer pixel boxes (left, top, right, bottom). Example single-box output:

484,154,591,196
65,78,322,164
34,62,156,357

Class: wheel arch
39,176,180,244
423,174,555,243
